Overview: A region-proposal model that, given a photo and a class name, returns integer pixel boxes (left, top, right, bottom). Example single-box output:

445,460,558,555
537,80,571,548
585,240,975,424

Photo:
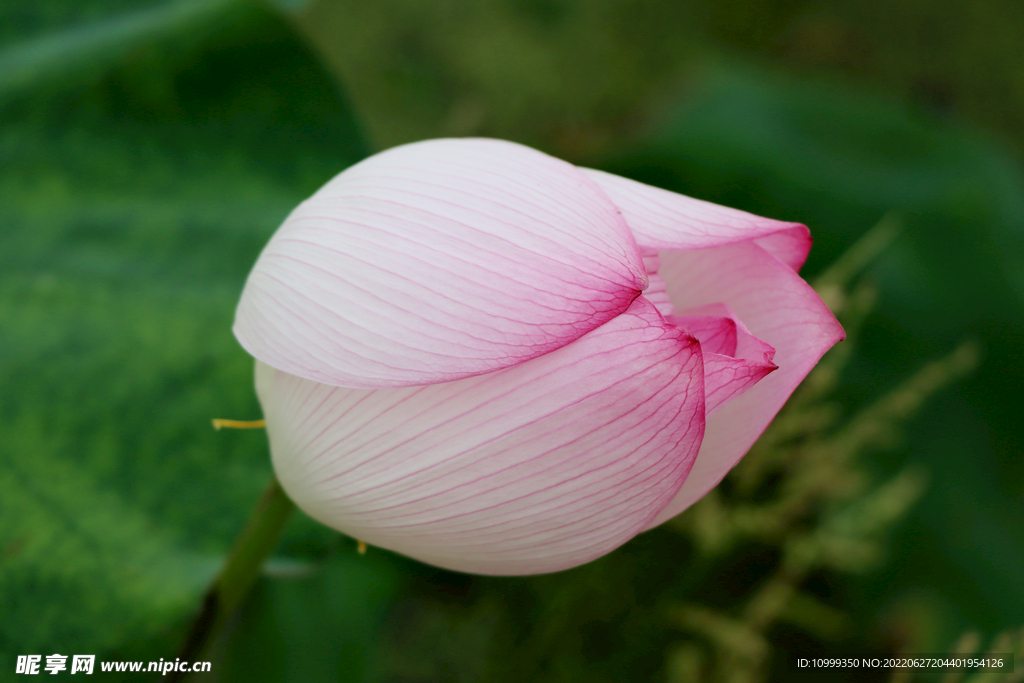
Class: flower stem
171,477,294,680
211,418,266,430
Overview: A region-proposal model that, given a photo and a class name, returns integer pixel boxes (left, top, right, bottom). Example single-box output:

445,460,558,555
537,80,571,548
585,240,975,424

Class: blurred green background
1,0,1022,680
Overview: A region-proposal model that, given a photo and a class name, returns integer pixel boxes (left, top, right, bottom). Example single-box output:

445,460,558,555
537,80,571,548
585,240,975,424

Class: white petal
259,297,705,575
235,139,647,389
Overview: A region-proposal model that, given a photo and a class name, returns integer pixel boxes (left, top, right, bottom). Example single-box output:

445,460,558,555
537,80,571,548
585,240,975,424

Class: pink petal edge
581,167,812,271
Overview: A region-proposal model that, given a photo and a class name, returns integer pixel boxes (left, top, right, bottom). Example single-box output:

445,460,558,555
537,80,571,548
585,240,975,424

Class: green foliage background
1,0,1022,680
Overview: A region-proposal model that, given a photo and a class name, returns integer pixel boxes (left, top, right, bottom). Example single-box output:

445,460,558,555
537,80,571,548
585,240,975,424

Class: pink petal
669,304,778,415
235,139,647,389
645,240,844,528
699,351,777,416
669,308,739,356
752,229,813,272
581,168,812,270
258,297,705,575
640,249,676,317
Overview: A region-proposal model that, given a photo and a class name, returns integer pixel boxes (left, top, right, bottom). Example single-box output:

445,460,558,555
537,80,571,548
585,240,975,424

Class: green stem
171,477,294,679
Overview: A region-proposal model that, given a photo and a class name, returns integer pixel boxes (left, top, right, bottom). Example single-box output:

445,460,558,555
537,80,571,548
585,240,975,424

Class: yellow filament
211,419,266,431
357,540,367,555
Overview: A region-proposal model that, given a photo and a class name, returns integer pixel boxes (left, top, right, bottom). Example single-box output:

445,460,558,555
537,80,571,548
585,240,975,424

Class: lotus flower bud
234,138,843,575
